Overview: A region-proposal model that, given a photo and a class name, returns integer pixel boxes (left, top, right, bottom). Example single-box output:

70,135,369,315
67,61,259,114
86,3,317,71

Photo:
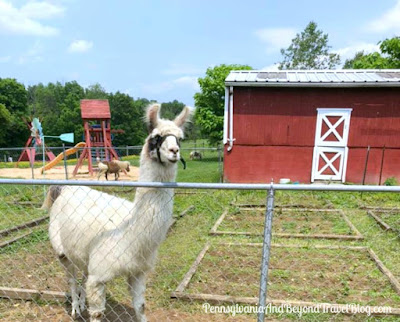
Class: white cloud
141,76,199,95
68,40,93,53
20,1,65,19
367,0,400,33
254,27,297,53
0,0,64,36
162,63,203,75
334,42,380,61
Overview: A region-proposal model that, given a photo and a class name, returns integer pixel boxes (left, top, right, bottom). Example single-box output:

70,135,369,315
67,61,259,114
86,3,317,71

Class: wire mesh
0,179,399,321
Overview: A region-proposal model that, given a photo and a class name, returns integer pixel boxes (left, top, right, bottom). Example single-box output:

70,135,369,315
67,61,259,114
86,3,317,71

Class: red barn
223,70,400,184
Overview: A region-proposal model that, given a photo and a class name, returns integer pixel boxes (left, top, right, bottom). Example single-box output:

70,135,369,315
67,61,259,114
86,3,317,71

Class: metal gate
311,108,352,182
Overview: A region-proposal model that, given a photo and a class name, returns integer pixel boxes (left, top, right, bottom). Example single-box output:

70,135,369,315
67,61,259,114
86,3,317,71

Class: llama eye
149,135,161,150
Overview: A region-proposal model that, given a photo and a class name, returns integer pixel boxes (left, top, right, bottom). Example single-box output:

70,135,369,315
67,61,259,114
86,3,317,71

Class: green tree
161,100,200,141
194,64,252,145
85,83,108,99
0,103,12,146
279,21,340,70
161,100,186,120
108,93,148,146
0,78,28,147
28,81,85,144
343,37,400,69
55,82,85,143
343,51,368,69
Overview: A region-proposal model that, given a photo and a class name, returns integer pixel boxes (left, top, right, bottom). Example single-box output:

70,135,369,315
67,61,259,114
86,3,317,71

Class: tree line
0,80,198,148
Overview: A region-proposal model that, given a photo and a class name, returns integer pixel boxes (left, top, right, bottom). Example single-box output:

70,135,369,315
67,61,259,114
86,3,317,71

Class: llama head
145,103,191,166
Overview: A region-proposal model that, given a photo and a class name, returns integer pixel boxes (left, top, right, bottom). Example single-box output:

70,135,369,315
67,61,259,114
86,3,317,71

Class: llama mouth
168,159,178,163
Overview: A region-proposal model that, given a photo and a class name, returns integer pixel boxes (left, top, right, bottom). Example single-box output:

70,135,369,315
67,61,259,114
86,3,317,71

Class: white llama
42,103,190,322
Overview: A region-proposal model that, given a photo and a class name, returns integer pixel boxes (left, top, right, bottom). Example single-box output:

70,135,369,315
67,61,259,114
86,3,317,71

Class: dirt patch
0,300,259,321
0,165,139,181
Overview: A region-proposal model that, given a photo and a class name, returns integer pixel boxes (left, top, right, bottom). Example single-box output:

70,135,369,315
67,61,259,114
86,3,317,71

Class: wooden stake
0,232,34,248
368,248,400,295
368,211,392,231
174,242,210,293
209,209,228,234
170,205,195,230
0,287,67,301
0,216,48,238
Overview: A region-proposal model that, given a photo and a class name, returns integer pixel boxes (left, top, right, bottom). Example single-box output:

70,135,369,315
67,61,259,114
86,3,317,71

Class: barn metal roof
225,70,400,87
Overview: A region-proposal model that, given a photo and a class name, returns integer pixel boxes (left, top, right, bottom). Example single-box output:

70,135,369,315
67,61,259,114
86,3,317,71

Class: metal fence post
62,144,68,180
257,184,275,322
30,148,34,179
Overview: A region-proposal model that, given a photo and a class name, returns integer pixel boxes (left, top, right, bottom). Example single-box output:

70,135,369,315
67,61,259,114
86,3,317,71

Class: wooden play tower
73,99,121,176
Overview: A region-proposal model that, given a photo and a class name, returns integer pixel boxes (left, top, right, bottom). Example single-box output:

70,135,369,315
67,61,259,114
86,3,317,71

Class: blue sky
1,0,400,106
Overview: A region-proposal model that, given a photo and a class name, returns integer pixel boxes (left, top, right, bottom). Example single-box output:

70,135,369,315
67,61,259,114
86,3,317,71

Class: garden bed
211,208,363,240
172,243,400,315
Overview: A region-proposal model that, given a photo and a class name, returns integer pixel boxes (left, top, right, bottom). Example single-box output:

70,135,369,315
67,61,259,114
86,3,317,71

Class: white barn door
311,108,352,182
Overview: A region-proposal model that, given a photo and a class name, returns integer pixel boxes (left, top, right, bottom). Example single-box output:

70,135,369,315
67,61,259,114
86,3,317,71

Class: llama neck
127,183,175,254
123,144,178,249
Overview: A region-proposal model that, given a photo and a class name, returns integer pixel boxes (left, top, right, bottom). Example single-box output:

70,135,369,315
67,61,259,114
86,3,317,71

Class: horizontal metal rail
0,146,219,152
0,178,400,192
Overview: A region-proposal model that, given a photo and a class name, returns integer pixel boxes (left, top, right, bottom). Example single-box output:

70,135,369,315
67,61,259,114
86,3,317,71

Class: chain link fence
0,145,223,183
0,179,399,321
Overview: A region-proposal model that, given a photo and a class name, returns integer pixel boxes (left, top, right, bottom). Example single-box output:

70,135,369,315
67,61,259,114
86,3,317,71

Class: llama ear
146,103,160,132
174,106,191,128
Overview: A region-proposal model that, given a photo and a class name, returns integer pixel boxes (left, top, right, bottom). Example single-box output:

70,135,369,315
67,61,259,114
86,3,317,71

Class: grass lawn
0,151,399,321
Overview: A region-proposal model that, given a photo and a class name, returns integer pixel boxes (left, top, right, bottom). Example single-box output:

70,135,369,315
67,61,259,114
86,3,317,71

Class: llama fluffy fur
43,103,190,322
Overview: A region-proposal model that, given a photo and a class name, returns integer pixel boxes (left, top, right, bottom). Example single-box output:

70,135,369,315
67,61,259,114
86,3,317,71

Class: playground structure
16,118,55,166
72,99,123,176
40,142,86,174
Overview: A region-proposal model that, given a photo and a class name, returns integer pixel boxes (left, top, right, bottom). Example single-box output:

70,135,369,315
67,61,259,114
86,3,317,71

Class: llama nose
169,147,179,154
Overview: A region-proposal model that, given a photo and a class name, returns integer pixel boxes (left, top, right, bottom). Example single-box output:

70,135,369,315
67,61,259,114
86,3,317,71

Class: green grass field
0,151,400,321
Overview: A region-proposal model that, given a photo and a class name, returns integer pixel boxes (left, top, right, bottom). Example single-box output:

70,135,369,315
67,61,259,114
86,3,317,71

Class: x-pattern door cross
317,150,342,177
320,115,345,143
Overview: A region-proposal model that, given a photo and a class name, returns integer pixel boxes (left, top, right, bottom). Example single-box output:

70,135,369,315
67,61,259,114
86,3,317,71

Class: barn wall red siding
224,86,400,183
224,146,400,184
232,87,400,148
224,146,313,183
346,148,400,184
